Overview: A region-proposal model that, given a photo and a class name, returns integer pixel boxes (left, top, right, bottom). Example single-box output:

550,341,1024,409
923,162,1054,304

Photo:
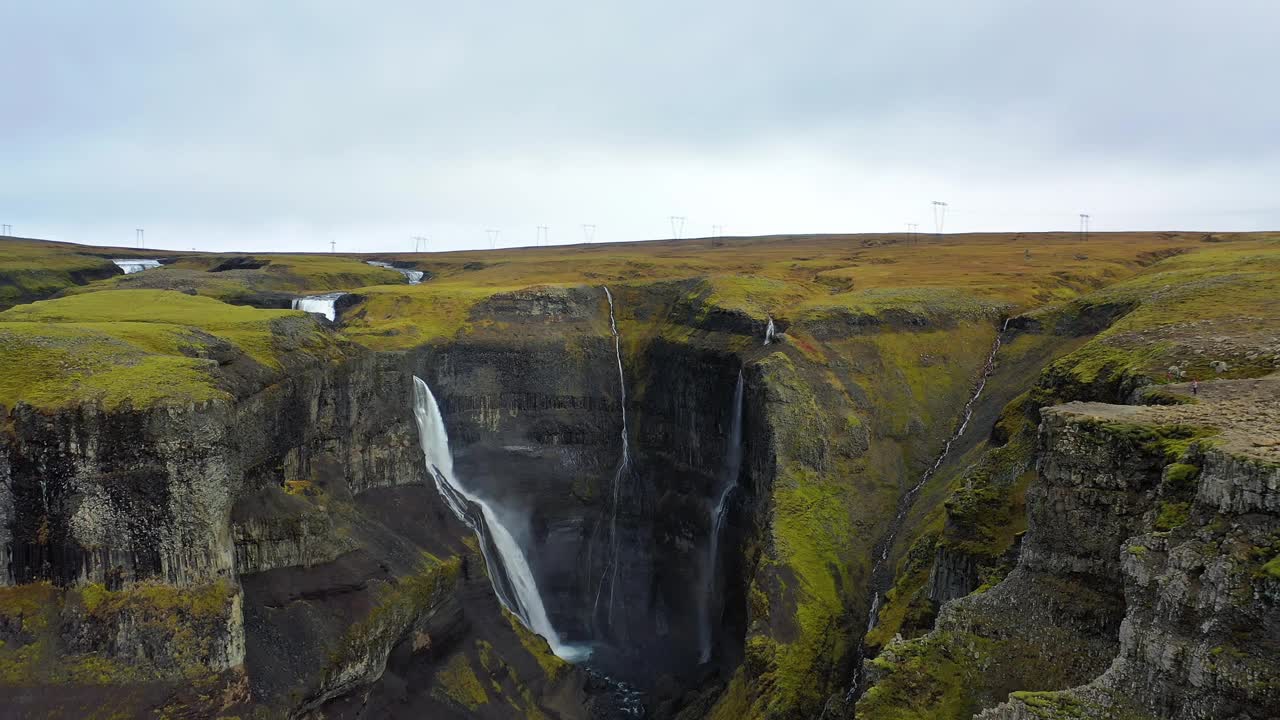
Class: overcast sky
2,1,1277,253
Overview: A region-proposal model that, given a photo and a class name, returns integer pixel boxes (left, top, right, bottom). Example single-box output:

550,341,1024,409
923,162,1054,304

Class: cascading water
411,376,588,661
365,260,424,284
844,318,1010,704
112,259,161,274
764,316,776,345
291,292,347,322
593,286,632,632
699,368,745,662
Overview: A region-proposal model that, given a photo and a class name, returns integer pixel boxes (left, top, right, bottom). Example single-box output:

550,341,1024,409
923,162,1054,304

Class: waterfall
594,286,632,631
764,317,776,345
112,259,161,274
699,368,745,662
365,260,424,284
411,377,588,661
845,319,1010,702
291,292,347,322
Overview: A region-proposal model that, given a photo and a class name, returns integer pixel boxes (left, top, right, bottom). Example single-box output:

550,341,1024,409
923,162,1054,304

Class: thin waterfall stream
412,376,589,661
699,368,745,662
844,318,1010,704
594,286,632,632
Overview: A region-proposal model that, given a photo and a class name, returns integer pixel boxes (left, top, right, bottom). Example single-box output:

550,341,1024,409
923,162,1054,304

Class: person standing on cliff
1192,379,1199,396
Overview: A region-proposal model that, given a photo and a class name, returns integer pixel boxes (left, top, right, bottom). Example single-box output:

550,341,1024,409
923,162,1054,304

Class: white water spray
112,259,161,274
291,292,347,322
412,377,588,661
365,260,424,284
699,368,745,662
594,286,632,631
764,317,776,345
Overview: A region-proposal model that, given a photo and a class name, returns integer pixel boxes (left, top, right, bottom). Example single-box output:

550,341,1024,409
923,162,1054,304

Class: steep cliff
1,232,1276,719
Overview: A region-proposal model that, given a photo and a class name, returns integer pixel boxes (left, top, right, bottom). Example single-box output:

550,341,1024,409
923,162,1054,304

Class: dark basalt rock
209,256,268,272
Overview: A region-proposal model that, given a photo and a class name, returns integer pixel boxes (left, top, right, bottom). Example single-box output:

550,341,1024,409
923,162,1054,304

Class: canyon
0,231,1277,719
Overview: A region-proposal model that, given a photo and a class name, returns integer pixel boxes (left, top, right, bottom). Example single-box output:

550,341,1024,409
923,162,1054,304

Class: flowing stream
291,292,347,322
699,368,745,662
112,259,161,274
365,259,425,284
593,286,632,631
844,319,1010,703
412,376,588,661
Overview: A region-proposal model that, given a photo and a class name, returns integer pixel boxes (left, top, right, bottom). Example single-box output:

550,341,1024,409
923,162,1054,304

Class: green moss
855,630,993,720
1008,690,1094,718
326,555,460,686
433,652,489,709
1153,501,1191,531
0,290,342,409
502,609,570,681
1161,463,1200,495
1263,555,1280,579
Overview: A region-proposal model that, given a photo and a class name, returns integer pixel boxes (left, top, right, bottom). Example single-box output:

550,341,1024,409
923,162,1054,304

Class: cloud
2,1,1277,251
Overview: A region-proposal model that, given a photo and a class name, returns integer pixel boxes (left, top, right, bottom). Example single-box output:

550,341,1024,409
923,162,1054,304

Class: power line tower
136,228,145,248
931,202,948,236
581,224,596,244
711,224,724,238
1079,214,1090,242
486,229,501,249
1,224,11,235
329,240,336,253
411,236,428,252
669,215,686,239
537,225,549,247
907,223,919,243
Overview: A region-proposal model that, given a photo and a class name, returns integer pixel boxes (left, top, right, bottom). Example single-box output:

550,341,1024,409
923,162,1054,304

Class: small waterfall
845,318,1010,703
291,292,347,322
594,286,632,632
112,259,161,274
699,368,745,662
764,317,776,345
412,377,588,661
365,260,424,284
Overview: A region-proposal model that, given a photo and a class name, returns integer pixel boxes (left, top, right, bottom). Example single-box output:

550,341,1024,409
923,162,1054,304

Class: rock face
0,335,587,717
860,385,1280,720
417,286,756,681
979,403,1280,720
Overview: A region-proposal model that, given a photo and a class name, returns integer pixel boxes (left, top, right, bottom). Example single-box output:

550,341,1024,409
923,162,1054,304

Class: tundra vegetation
0,230,1276,719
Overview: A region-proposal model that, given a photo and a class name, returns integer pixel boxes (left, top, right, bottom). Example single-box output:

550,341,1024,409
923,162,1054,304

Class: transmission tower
412,235,428,252
537,226,549,247
1079,214,1091,242
329,240,336,253
581,224,596,244
907,223,919,243
1,224,11,235
931,202,948,236
669,215,686,239
711,224,724,238
486,229,501,249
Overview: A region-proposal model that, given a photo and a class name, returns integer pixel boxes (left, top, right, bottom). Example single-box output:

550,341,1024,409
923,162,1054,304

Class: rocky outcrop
979,400,1280,720
860,377,1280,720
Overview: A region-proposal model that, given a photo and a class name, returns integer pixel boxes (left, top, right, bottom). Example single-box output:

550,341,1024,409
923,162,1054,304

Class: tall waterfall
291,292,347,322
764,316,776,345
699,368,745,662
112,259,161,274
594,286,632,631
411,376,588,661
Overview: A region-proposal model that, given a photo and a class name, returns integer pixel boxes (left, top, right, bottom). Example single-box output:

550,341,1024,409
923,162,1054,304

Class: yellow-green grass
0,238,122,305
0,290,332,409
63,252,405,304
